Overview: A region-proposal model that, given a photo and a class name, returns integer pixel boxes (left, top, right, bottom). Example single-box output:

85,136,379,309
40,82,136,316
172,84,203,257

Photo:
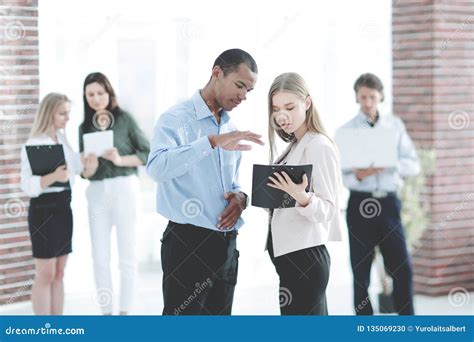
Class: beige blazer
266,132,343,257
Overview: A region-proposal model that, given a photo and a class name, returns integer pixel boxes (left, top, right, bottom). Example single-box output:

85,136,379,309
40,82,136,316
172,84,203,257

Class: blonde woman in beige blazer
266,73,343,315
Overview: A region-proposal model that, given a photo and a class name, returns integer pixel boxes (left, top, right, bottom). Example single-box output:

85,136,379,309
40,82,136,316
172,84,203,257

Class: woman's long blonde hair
29,93,71,138
268,72,330,162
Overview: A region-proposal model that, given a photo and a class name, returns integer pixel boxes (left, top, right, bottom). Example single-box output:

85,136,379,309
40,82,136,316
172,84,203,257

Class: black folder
251,164,313,209
25,145,70,188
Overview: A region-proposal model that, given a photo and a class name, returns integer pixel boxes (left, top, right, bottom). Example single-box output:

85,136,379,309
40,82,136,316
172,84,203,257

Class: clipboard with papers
251,164,313,209
25,145,70,188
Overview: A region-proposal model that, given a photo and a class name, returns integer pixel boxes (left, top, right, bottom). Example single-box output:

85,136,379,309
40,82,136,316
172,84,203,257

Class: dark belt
218,229,238,238
350,190,397,199
168,221,238,238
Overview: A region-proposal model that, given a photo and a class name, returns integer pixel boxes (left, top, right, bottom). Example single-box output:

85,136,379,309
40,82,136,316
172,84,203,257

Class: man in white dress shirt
339,73,420,315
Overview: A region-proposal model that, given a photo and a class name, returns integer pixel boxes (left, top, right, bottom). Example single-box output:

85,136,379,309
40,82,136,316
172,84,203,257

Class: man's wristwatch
240,192,249,210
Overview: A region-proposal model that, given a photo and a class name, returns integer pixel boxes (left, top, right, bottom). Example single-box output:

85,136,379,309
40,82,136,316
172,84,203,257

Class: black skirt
28,190,73,259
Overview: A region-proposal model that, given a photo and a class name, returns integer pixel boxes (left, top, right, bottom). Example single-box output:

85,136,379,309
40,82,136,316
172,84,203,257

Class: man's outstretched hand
208,131,264,151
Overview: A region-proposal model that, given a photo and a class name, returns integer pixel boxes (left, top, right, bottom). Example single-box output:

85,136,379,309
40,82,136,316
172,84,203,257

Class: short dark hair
353,73,384,101
213,49,258,76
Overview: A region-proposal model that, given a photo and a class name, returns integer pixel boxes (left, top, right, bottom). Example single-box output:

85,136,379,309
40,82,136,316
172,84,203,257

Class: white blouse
20,131,83,198
267,132,343,257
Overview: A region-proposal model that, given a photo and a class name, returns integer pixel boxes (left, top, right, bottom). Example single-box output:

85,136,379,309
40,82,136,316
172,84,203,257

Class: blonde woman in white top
266,73,343,315
20,93,98,315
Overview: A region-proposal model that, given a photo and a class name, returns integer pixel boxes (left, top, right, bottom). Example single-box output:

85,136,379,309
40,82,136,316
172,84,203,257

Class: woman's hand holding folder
267,172,311,207
40,165,69,189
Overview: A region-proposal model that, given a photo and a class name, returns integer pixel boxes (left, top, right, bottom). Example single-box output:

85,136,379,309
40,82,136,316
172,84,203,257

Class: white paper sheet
83,131,114,157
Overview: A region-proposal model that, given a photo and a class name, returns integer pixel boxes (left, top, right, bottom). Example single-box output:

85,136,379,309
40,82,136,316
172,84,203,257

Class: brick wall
0,0,38,305
392,0,474,295
0,0,472,307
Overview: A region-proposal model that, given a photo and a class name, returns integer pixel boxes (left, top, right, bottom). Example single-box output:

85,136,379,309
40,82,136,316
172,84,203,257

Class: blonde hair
268,72,331,162
30,93,71,138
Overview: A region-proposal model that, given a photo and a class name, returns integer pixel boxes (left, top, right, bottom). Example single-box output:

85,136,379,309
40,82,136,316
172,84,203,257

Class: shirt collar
357,110,380,126
192,90,230,124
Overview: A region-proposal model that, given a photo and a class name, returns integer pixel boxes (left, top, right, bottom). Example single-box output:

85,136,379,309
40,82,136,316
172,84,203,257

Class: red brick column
0,0,38,305
393,0,473,296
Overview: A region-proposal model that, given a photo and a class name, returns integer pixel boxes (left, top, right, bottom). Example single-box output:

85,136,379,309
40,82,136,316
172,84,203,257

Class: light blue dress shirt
146,90,243,231
339,111,420,192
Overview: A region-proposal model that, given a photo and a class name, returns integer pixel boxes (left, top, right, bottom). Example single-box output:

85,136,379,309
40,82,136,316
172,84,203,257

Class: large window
38,0,392,314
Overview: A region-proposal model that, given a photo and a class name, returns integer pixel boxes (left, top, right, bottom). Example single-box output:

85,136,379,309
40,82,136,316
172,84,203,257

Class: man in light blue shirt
146,49,262,315
338,73,419,316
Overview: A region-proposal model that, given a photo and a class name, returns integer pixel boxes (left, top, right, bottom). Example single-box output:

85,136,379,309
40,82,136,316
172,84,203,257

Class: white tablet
335,127,398,170
83,131,114,157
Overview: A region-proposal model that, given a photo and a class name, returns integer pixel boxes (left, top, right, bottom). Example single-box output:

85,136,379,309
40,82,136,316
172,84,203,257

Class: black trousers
347,191,414,315
267,230,330,315
161,221,239,315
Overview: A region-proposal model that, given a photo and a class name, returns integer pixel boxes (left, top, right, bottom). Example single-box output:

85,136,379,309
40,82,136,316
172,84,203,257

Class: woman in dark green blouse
79,72,150,315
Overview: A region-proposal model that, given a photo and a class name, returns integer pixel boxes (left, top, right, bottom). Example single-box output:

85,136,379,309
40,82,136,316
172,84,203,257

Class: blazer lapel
274,140,295,164
286,132,312,164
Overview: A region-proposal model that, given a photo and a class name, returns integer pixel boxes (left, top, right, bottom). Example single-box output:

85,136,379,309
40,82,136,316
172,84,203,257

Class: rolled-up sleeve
342,170,360,189
146,113,213,183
